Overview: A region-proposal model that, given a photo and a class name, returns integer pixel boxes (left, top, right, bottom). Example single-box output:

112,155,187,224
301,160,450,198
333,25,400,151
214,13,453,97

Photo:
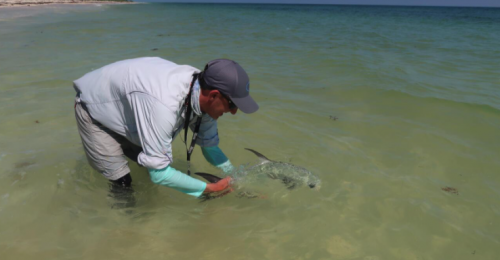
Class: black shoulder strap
183,73,202,175
183,73,198,144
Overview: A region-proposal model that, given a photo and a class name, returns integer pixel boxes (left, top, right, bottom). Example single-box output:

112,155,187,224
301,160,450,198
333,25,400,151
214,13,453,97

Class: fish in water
194,148,320,201
244,148,321,190
195,172,246,201
195,172,271,201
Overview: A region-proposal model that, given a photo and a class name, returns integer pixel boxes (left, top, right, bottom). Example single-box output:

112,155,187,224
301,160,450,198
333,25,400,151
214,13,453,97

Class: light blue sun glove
201,146,235,175
148,166,207,197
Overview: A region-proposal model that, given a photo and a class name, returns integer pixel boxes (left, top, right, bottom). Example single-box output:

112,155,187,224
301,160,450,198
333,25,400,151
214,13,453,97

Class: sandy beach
0,0,134,7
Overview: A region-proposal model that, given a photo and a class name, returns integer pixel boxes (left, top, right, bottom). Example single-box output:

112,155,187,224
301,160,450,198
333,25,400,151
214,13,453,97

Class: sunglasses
219,92,237,110
198,73,237,110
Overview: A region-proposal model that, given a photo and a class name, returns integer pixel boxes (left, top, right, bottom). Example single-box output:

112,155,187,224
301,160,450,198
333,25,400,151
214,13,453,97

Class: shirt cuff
216,160,235,175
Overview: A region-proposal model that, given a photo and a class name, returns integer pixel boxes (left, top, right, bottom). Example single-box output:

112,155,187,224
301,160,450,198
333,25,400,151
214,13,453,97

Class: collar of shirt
191,79,202,116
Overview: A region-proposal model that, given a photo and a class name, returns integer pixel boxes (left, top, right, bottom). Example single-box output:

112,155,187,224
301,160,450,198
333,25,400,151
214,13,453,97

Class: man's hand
203,176,232,193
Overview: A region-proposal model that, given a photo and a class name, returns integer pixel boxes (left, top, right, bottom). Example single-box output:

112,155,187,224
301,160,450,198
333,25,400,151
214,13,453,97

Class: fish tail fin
198,188,233,202
244,148,271,163
194,172,222,183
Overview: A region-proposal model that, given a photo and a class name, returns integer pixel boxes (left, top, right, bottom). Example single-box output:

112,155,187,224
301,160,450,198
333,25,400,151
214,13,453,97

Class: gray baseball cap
201,59,259,114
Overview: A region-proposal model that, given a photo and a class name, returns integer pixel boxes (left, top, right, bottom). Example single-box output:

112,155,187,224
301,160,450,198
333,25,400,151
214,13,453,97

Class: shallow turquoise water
0,3,499,259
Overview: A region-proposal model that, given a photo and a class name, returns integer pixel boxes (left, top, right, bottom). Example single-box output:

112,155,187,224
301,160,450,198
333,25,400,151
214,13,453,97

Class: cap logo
245,82,250,92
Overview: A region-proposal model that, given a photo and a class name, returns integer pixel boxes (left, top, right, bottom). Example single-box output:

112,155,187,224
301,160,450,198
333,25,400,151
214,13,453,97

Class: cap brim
231,95,259,114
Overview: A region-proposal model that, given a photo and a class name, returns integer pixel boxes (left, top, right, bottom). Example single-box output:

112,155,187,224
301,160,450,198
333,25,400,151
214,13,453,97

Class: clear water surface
0,3,499,259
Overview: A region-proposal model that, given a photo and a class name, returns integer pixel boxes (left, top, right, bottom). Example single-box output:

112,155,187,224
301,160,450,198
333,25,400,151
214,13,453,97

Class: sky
144,0,500,7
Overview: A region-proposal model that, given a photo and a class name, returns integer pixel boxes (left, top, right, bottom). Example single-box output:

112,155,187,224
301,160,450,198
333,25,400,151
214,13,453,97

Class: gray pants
74,100,142,181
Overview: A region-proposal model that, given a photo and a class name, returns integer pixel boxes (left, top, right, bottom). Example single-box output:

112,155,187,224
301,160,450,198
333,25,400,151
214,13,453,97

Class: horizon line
140,1,500,8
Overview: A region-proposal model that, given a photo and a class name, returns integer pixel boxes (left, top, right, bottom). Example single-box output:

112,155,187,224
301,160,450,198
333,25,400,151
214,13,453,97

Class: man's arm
129,93,230,197
193,115,235,174
149,166,231,197
201,146,235,174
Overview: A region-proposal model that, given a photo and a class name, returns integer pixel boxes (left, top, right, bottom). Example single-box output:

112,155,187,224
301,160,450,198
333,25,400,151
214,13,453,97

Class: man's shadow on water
73,143,206,218
107,144,144,211
72,144,148,213
108,174,136,210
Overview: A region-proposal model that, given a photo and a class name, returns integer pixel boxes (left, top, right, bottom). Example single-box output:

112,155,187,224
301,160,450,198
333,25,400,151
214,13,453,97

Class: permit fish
244,148,321,190
195,148,320,201
194,172,257,201
195,172,222,184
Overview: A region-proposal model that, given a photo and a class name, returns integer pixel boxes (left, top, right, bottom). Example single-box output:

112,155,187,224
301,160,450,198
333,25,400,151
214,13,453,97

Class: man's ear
208,90,220,101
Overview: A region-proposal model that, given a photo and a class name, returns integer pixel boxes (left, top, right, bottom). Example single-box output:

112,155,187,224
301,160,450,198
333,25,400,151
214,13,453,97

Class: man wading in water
73,58,258,207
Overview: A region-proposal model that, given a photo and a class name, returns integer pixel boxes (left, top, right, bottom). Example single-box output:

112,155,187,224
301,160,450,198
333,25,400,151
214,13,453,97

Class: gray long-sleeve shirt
73,57,219,170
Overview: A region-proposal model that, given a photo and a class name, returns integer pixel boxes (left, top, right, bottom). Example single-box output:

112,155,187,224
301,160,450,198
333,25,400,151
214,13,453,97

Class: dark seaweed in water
14,161,35,169
442,187,459,195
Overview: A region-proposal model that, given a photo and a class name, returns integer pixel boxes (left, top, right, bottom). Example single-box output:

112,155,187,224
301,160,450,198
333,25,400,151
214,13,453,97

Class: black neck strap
184,73,202,176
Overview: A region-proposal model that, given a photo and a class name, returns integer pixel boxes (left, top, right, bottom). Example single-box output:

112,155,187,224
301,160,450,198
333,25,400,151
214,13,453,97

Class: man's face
206,90,238,120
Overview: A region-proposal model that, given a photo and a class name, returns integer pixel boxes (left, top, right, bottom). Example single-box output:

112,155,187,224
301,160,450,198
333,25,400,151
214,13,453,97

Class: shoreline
0,1,136,8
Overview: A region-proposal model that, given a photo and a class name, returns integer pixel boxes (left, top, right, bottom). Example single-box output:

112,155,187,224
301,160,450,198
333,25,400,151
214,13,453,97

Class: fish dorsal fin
194,172,222,183
245,148,271,164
